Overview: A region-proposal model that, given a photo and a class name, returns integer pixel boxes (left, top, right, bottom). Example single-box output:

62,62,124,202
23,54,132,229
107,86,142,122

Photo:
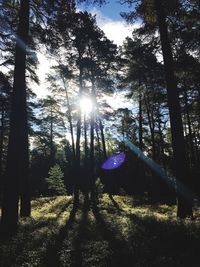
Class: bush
95,178,104,195
45,164,66,195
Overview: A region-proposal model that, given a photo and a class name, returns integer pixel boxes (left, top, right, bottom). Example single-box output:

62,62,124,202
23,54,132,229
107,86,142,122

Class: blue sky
78,0,133,21
77,1,139,46
34,0,138,102
34,0,139,98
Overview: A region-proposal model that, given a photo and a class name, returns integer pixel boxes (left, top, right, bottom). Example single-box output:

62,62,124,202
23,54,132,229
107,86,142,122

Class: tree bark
155,0,193,218
1,0,30,234
90,78,95,201
144,95,156,161
74,62,83,206
158,112,166,168
183,85,195,167
0,103,5,187
61,76,76,157
138,93,143,150
99,118,107,160
95,124,102,163
50,105,54,167
84,114,88,168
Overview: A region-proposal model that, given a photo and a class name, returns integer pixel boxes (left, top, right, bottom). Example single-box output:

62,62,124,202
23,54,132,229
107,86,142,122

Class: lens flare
101,152,126,170
122,137,195,202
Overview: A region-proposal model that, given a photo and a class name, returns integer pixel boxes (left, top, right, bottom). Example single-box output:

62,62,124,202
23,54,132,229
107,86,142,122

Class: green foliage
1,194,200,266
45,164,66,195
95,178,104,195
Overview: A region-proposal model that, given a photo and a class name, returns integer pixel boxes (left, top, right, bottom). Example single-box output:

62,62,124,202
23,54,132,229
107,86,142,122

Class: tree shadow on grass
22,198,73,233
107,196,200,267
70,195,90,267
125,213,198,266
0,198,74,267
44,202,78,267
47,198,72,214
92,199,135,267
108,194,124,213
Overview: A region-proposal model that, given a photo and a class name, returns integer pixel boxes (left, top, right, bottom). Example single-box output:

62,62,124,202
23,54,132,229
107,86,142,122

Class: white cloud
90,8,139,46
32,9,140,101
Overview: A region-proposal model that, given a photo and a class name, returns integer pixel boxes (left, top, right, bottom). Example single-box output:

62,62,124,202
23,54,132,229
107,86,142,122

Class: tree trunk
155,0,193,218
138,94,143,150
99,117,107,160
84,114,88,167
0,103,5,190
193,132,200,164
74,112,81,206
95,124,102,163
1,0,30,234
144,95,156,161
74,63,83,206
90,111,95,200
158,113,166,169
50,105,54,167
62,76,76,157
90,78,95,201
183,85,195,167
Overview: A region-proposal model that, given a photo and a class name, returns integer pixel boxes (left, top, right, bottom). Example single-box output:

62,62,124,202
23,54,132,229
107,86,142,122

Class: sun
80,96,93,115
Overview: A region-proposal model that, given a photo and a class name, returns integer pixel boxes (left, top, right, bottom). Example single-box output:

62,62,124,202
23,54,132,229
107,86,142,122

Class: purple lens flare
101,152,126,170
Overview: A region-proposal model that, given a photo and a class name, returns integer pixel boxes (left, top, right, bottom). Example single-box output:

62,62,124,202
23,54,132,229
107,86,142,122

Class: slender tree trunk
90,78,95,201
158,114,166,169
1,0,30,234
99,117,107,160
95,125,102,163
74,110,81,206
193,131,200,164
0,103,5,187
74,63,83,206
138,94,143,150
90,111,95,200
61,76,75,157
183,85,195,167
94,94,107,160
50,106,54,167
155,0,193,218
144,96,156,161
183,113,187,137
84,114,88,167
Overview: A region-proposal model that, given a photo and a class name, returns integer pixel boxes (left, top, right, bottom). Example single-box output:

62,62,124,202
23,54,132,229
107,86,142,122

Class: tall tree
154,0,193,218
118,0,194,217
0,72,11,197
1,0,30,234
37,95,66,167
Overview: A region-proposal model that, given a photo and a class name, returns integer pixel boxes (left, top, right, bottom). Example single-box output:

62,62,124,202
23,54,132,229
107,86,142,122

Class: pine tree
1,0,30,235
46,164,66,195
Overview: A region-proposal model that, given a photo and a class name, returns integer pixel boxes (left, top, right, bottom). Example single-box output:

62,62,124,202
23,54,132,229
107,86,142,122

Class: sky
34,1,138,110
78,0,134,21
78,0,138,46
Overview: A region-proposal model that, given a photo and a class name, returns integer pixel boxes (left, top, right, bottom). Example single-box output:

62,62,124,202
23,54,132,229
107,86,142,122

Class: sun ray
80,96,93,115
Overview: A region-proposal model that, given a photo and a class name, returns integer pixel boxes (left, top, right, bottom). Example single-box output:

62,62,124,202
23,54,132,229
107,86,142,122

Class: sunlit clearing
80,96,93,115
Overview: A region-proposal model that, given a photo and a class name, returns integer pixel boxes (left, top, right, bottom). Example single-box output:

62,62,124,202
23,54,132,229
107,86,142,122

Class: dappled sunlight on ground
1,194,200,266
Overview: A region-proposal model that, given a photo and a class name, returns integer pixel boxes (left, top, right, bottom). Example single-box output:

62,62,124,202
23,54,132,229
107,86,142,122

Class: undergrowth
0,194,200,267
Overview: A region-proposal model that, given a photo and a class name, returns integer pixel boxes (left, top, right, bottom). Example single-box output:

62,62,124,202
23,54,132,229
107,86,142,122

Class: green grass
1,194,200,267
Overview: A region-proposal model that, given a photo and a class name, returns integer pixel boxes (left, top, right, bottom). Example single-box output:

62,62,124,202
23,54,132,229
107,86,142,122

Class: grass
0,194,200,267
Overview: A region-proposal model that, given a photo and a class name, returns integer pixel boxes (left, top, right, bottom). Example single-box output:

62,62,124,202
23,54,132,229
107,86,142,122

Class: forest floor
0,194,200,267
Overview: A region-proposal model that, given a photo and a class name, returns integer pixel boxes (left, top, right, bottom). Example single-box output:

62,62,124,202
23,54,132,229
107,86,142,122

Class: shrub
45,164,66,195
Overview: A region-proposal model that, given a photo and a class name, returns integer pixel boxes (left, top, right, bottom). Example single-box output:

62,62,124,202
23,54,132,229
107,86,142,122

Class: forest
0,0,200,266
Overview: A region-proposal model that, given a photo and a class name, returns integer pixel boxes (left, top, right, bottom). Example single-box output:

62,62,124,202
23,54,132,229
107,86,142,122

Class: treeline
0,0,200,235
